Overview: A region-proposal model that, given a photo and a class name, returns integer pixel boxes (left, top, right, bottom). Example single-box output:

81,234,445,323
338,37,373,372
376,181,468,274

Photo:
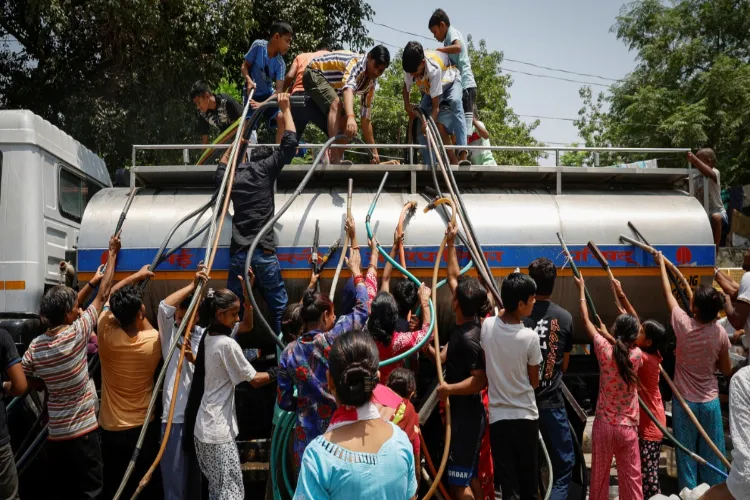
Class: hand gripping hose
245,134,348,351
397,200,418,268
330,179,354,297
558,233,729,475
117,90,256,500
418,111,503,309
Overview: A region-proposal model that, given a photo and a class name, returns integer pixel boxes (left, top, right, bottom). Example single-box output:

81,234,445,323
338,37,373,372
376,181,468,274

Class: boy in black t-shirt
190,81,243,144
433,223,488,500
524,258,575,500
0,328,26,499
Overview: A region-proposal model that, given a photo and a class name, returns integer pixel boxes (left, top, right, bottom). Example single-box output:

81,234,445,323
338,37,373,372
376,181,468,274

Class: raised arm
436,39,461,55
76,264,105,306
656,252,680,312
446,223,459,295
715,269,740,301
687,152,718,182
473,117,490,140
261,93,298,179
381,230,401,293
611,279,638,317
110,265,155,296
574,274,613,344
91,235,121,313
165,265,207,309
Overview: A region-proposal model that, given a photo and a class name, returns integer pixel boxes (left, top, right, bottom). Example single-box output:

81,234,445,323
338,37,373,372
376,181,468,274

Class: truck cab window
59,168,102,222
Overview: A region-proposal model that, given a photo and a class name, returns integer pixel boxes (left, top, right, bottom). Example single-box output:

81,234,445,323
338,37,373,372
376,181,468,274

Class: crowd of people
1,7,748,500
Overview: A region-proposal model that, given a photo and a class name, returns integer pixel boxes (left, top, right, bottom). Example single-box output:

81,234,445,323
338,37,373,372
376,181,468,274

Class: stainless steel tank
77,187,714,342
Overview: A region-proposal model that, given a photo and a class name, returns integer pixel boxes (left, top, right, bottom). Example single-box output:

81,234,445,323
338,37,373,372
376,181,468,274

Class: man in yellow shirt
98,266,162,500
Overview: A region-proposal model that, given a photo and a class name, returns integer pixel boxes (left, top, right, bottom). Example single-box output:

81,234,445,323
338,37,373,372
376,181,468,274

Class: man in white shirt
481,272,542,500
717,250,750,342
700,365,750,500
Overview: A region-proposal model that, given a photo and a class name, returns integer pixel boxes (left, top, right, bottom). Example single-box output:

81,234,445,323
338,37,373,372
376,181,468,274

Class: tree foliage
569,0,750,181
0,0,373,172
369,37,541,165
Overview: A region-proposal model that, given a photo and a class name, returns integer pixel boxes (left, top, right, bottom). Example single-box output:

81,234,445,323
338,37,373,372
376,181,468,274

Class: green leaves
0,0,373,172
568,0,750,181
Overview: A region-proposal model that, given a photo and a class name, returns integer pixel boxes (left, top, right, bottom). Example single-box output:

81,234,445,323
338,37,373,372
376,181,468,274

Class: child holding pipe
574,274,644,500
656,252,732,489
432,223,489,500
612,279,668,498
183,284,277,500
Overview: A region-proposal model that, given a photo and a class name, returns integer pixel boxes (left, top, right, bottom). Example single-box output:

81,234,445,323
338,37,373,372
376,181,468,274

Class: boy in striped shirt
303,46,391,164
22,234,120,498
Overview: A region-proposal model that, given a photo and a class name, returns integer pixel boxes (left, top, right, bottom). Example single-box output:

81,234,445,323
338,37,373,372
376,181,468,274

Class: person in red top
366,284,432,382
372,383,421,482
612,278,667,498
575,274,644,500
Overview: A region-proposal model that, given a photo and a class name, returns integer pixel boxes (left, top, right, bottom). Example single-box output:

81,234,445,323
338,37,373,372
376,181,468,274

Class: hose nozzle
424,197,440,213
406,201,418,215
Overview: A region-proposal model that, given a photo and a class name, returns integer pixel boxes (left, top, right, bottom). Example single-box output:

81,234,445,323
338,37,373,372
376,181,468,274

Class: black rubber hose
16,425,48,476
156,219,212,267
13,393,47,462
568,419,588,500
421,113,494,291
418,110,502,306
138,191,218,291
424,114,502,304
244,134,348,351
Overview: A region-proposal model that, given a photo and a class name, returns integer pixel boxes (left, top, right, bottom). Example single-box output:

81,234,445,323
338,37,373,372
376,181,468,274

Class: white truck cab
0,110,111,347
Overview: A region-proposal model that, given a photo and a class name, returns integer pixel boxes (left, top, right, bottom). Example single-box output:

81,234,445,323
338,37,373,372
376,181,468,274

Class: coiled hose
557,232,729,479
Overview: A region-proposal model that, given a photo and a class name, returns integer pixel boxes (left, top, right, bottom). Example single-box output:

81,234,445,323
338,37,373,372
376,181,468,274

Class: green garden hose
366,173,436,368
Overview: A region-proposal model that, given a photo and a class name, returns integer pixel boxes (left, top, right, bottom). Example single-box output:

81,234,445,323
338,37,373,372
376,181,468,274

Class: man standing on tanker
218,93,298,335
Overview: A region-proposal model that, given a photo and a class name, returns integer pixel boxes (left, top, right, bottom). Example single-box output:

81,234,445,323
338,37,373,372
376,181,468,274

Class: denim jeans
228,248,288,335
417,81,466,164
538,406,575,500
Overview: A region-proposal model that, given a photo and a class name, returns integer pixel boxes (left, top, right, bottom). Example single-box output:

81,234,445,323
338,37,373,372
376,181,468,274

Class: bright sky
365,0,637,160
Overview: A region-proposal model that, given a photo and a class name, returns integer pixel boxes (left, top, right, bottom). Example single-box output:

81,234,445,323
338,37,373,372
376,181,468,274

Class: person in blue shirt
429,9,477,164
241,21,293,143
294,329,417,500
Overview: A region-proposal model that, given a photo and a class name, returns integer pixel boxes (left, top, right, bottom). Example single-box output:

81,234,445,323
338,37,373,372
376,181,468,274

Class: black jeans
490,418,540,500
0,442,18,500
101,422,162,500
47,430,103,500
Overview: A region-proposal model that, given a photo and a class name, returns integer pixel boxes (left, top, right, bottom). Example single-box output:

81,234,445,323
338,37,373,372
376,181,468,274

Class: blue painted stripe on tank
77,244,715,273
